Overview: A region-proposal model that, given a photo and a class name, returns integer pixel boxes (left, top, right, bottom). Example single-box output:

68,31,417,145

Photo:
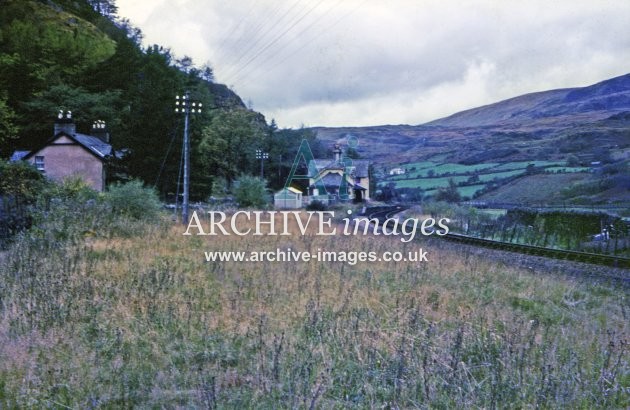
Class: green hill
0,0,258,199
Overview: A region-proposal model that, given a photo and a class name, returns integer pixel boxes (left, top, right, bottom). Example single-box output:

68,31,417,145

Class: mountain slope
314,73,630,165
428,74,630,128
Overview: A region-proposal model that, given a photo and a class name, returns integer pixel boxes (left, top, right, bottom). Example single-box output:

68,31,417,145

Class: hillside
315,73,630,163
314,74,630,204
0,0,255,199
428,74,630,128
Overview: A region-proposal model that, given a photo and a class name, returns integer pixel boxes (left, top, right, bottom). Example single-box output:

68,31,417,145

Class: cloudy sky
116,0,630,128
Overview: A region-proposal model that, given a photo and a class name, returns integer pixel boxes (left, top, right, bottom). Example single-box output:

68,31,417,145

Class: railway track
364,206,630,271
443,232,630,269
365,206,406,221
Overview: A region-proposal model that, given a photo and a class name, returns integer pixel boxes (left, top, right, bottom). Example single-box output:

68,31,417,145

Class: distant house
12,112,113,191
389,167,405,175
306,144,370,204
274,187,303,209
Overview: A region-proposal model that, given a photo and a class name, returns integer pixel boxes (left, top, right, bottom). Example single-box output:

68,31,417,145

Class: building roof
309,159,370,177
319,173,343,188
10,151,29,162
74,133,112,158
275,187,302,195
21,131,112,162
314,173,366,190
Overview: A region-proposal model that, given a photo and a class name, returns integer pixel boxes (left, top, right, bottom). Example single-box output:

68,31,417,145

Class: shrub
233,175,268,208
0,161,48,244
306,200,327,211
565,154,580,167
41,176,99,203
601,161,628,175
104,180,162,219
0,159,46,203
434,179,461,203
211,176,229,197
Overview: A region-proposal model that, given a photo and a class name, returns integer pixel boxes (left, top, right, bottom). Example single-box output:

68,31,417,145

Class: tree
105,180,162,220
435,179,461,203
0,159,45,201
199,63,214,82
88,0,118,17
198,109,267,187
175,55,194,74
20,84,122,148
566,154,580,167
378,182,398,202
234,175,268,208
525,163,537,175
265,126,322,190
0,0,250,200
0,159,47,237
467,173,480,184
345,147,360,159
0,95,18,156
368,164,377,199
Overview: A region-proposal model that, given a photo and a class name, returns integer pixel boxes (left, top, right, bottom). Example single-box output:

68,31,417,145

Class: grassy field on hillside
388,175,470,189
379,160,591,200
424,184,487,198
490,161,563,171
479,173,591,203
0,210,627,408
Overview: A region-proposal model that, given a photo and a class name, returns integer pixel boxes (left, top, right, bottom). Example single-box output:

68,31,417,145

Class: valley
313,74,630,205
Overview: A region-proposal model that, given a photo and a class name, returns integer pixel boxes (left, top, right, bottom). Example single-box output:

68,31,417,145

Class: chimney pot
91,120,110,144
333,143,342,163
54,110,76,136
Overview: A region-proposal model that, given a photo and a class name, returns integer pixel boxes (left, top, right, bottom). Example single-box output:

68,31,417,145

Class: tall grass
0,209,627,407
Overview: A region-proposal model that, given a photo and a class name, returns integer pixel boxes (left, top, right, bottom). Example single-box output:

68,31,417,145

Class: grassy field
380,160,589,200
0,209,627,408
479,173,590,204
424,184,487,198
430,163,500,175
490,161,563,171
545,166,590,173
389,175,470,189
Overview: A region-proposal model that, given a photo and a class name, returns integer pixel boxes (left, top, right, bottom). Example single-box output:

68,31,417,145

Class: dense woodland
0,0,324,200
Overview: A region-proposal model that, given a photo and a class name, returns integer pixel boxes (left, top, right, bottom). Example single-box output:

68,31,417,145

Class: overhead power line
219,0,304,80
222,0,329,85
213,0,258,59
233,0,368,88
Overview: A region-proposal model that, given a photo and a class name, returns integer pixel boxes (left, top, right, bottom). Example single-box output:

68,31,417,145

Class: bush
601,161,628,175
306,200,327,211
566,154,580,167
0,161,48,244
104,180,162,219
434,179,461,203
0,159,46,202
234,175,268,208
41,176,99,203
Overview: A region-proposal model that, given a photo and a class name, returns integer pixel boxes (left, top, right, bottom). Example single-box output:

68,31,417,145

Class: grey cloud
117,0,630,127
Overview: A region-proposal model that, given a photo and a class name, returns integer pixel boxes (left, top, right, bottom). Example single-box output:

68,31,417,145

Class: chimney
333,143,342,163
91,120,110,144
54,110,76,136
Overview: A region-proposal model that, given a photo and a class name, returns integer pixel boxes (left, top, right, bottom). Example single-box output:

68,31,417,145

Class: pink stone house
13,112,112,191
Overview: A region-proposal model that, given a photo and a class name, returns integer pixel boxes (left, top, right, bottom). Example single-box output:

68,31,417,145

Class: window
34,156,45,172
